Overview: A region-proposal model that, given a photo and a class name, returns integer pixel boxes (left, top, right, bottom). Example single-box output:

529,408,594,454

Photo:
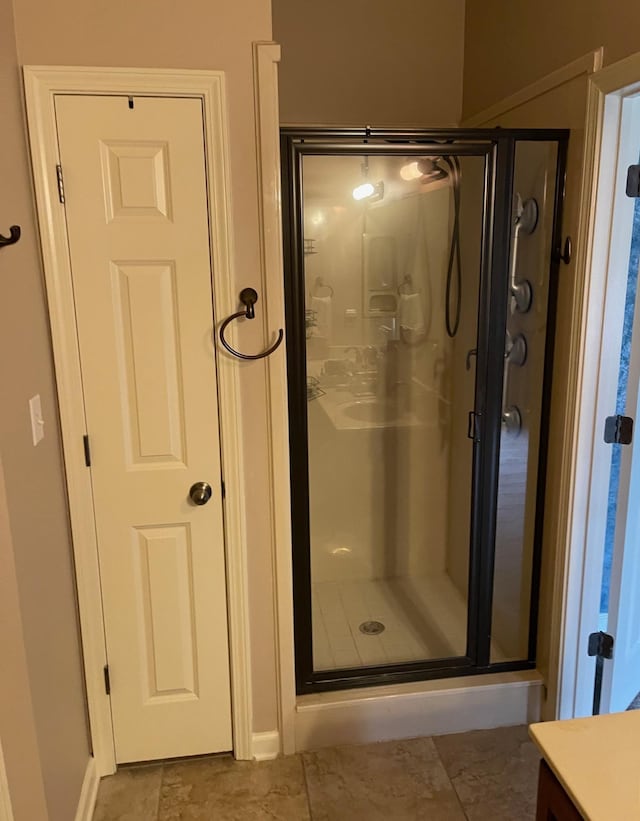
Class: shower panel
281,128,568,694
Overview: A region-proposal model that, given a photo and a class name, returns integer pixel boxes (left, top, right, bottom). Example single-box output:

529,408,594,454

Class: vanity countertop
529,711,640,820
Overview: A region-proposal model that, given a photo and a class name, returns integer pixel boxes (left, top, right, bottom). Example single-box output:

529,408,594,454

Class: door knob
189,481,212,506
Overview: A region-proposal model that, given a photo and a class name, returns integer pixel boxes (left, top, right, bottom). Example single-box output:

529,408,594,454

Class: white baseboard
295,671,543,751
251,731,280,761
75,756,99,821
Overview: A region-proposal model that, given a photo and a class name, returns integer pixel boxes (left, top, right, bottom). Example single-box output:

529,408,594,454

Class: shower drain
359,620,385,635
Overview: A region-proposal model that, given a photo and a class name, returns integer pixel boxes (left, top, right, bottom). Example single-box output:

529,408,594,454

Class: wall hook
0,225,21,248
219,287,284,361
554,236,572,265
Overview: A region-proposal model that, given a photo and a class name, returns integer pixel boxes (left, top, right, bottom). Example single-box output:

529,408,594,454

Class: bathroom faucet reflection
380,316,400,341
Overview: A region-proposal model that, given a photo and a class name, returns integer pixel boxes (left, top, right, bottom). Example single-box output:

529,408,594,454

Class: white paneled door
54,95,232,762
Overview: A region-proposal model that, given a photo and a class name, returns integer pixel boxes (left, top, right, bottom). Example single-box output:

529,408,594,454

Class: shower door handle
465,348,477,371
467,411,481,442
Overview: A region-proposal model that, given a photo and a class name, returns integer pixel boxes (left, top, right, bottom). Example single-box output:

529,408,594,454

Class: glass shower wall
491,141,560,663
301,152,487,673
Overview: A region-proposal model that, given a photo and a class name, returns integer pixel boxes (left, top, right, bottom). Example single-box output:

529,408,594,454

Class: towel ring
313,276,334,297
219,287,284,361
0,225,21,248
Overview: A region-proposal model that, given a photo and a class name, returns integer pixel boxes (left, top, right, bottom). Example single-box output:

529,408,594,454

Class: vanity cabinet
530,711,640,821
536,759,583,820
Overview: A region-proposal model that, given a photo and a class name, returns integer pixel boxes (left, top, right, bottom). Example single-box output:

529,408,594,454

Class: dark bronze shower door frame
281,127,569,695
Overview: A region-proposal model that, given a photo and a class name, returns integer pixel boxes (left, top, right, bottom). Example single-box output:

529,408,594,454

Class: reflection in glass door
282,129,568,693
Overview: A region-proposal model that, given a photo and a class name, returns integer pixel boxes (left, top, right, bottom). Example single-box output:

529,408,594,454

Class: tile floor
93,725,541,820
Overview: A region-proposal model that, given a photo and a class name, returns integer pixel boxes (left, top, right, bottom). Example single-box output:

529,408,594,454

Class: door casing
23,66,253,774
556,52,640,720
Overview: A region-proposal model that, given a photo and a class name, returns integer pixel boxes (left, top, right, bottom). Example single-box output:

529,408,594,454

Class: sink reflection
341,399,409,424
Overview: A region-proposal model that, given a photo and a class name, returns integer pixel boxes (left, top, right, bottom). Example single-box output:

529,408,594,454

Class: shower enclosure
281,128,568,694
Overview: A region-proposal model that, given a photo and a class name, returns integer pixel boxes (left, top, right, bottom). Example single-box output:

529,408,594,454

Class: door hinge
587,631,614,716
604,414,633,445
56,164,65,204
626,164,640,197
221,479,226,500
587,631,614,660
103,664,111,696
83,434,91,467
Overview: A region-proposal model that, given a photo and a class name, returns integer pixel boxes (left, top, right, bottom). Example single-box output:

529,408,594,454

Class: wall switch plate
29,394,45,446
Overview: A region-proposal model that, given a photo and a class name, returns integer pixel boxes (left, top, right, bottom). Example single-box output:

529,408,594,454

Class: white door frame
558,51,640,719
252,43,297,755
23,66,253,774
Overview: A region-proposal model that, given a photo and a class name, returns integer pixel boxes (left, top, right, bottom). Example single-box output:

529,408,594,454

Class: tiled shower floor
312,573,476,670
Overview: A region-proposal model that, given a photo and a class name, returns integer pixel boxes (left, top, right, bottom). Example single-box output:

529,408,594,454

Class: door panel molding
23,66,252,772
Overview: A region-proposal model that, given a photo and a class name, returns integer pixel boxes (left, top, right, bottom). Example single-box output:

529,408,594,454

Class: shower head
399,157,449,183
417,157,449,182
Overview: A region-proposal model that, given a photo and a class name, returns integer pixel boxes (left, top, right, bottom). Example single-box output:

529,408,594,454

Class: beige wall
0,0,91,816
0,458,49,821
273,0,465,126
11,0,278,736
463,0,640,120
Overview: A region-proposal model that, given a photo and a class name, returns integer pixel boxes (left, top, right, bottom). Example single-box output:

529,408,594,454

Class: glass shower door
296,149,488,675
